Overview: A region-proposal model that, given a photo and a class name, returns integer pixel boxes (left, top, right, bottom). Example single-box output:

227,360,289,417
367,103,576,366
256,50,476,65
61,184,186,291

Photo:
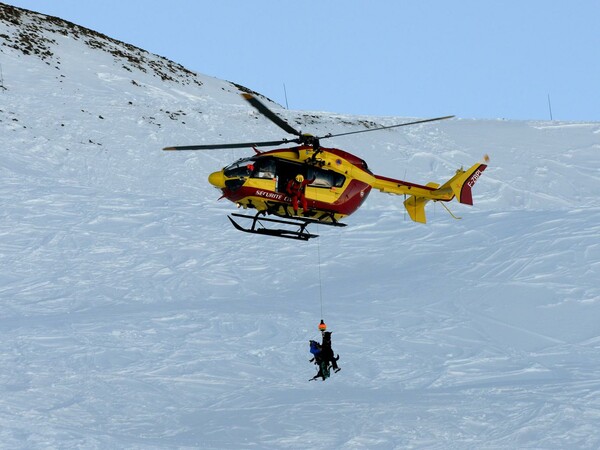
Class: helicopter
163,93,489,240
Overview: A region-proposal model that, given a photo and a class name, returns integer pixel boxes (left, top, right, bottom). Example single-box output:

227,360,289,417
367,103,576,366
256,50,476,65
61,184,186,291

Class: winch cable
316,221,324,320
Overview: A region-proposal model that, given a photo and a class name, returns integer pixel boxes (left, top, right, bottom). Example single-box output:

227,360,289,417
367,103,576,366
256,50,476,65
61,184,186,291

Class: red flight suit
286,177,314,214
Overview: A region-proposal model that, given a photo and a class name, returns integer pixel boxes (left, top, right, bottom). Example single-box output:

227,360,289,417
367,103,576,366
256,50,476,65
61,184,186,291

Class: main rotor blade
241,93,302,137
320,115,455,140
163,139,296,151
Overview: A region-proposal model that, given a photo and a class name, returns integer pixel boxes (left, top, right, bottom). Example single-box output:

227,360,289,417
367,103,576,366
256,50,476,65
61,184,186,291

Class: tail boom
373,157,489,223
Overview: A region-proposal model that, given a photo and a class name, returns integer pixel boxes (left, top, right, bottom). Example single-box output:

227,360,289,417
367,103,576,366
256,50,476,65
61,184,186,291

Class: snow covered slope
1,3,600,448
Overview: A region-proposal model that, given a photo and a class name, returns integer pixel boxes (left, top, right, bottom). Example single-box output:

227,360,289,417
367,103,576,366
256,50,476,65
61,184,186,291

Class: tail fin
443,159,488,206
404,155,489,223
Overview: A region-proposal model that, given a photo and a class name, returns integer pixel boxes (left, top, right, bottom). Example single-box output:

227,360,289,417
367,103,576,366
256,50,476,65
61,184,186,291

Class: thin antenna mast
283,83,289,109
547,94,553,120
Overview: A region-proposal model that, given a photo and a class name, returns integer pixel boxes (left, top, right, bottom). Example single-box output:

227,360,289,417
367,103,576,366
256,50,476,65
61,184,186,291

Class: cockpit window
224,158,254,177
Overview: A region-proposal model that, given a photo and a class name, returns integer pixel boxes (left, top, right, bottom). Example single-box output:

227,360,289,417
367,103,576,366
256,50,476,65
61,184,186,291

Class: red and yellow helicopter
164,93,488,240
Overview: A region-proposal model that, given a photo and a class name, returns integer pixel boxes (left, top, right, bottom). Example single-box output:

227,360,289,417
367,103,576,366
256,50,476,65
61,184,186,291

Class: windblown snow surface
1,4,600,449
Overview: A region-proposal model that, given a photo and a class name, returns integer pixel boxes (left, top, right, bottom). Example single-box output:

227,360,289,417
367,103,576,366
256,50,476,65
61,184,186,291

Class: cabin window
308,167,346,188
251,158,276,179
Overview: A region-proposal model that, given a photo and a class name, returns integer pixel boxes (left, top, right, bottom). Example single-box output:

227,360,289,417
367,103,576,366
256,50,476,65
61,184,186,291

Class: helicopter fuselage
208,145,375,222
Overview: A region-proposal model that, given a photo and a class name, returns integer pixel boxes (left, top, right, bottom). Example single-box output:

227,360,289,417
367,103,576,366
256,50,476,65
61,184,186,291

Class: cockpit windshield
224,158,255,177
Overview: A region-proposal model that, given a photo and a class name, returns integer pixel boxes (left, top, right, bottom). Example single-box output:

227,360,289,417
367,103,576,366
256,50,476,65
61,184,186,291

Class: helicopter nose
208,171,226,188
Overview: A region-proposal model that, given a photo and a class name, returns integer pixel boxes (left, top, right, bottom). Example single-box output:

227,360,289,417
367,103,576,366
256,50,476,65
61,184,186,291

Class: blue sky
6,0,600,121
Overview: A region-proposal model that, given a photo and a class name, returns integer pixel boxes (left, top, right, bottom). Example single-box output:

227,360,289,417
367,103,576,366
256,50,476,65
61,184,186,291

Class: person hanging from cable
320,330,340,374
286,174,315,216
309,320,340,381
308,339,327,381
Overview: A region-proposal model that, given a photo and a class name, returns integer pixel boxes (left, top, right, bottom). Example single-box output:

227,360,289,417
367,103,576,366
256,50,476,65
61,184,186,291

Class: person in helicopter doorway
286,174,315,216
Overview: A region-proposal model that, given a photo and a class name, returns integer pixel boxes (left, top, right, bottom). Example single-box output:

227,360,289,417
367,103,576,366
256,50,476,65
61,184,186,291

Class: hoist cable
314,221,324,319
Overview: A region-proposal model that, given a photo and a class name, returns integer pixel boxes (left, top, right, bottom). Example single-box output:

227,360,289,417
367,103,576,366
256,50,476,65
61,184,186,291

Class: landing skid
228,211,345,241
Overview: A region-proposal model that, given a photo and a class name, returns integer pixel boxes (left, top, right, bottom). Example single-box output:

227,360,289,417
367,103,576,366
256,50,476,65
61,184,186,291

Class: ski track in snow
2,7,600,448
